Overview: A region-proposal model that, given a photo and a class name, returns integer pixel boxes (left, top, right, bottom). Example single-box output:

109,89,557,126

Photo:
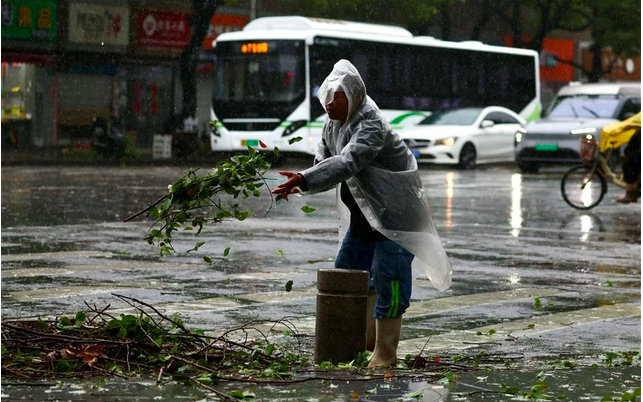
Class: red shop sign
202,14,249,49
136,11,190,50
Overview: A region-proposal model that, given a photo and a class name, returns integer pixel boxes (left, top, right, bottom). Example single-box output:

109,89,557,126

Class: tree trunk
438,1,452,40
471,0,492,41
588,42,603,83
510,1,522,48
180,0,219,119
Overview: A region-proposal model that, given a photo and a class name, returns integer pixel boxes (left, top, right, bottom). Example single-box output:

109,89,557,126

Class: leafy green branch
125,147,273,256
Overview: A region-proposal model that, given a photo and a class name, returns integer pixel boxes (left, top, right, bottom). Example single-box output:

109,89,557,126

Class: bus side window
351,53,370,87
309,48,338,119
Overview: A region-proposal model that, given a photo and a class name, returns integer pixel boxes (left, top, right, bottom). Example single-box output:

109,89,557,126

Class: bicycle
560,113,641,210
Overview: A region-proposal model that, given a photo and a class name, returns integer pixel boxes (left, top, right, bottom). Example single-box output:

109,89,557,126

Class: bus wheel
458,143,477,170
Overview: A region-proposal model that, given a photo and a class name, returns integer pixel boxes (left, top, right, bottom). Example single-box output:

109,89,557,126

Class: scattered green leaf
534,297,542,310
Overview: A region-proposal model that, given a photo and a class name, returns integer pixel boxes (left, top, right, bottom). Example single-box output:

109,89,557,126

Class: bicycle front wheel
561,165,607,210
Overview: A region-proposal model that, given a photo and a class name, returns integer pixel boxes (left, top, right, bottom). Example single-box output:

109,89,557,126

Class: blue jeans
334,228,413,319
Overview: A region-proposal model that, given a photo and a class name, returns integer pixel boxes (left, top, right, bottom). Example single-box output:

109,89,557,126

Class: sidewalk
1,146,222,167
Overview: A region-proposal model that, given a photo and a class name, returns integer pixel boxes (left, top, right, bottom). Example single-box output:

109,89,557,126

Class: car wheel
517,162,539,174
458,143,477,170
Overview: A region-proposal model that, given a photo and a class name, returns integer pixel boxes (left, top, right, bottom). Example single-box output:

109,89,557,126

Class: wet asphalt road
1,161,640,401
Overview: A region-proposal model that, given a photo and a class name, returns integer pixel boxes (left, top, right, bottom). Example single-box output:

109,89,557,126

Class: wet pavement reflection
1,164,640,401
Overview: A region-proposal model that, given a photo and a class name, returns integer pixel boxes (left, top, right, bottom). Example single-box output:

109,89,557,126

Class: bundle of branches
1,294,312,399
2,294,505,400
125,146,277,256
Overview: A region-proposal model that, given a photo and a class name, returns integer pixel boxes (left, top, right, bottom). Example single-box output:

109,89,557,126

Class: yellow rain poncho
599,112,641,152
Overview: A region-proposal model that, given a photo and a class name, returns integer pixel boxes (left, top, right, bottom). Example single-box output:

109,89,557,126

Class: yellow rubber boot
366,291,377,351
367,316,402,368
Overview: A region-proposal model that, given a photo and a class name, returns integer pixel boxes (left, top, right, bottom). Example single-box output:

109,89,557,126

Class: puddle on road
1,365,639,401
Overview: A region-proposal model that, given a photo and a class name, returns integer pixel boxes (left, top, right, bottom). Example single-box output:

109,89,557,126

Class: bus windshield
213,40,305,109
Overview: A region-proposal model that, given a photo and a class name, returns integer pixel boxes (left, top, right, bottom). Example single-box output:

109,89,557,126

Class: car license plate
535,144,558,151
241,139,259,147
411,149,421,158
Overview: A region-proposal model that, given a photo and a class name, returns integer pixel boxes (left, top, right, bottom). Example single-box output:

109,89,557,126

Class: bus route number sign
241,42,269,54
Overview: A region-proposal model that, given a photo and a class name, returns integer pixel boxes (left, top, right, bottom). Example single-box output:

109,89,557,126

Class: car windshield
547,95,620,118
418,108,482,125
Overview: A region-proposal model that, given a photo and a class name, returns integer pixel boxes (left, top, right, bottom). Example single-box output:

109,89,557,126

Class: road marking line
397,304,641,356
235,290,317,303
2,262,192,278
6,286,132,301
406,288,564,316
193,288,569,339
2,251,113,261
109,291,319,316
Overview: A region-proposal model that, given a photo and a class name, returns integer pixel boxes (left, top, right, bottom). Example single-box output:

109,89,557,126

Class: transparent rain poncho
299,59,452,291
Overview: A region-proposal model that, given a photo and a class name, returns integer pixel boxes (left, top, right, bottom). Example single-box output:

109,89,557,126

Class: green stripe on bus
526,103,541,122
390,112,427,125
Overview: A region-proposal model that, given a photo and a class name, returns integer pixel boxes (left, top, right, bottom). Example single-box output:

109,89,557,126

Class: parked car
514,82,641,173
400,106,526,169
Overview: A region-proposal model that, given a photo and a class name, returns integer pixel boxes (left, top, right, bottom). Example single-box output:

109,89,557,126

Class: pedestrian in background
272,59,451,368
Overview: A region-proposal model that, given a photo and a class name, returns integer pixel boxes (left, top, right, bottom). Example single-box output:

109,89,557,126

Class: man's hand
271,171,305,201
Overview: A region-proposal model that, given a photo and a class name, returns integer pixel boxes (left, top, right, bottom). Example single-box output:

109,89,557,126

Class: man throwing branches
272,60,451,368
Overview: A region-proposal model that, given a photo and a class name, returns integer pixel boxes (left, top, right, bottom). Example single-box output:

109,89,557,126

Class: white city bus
210,16,540,156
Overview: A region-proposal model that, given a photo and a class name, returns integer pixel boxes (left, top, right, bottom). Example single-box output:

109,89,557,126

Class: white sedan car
400,107,526,169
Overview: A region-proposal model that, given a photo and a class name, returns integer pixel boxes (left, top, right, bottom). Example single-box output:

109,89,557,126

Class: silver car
514,83,641,173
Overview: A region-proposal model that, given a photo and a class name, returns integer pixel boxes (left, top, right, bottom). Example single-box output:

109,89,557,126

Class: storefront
129,7,191,147
55,1,129,147
129,8,249,147
1,0,58,147
2,0,251,150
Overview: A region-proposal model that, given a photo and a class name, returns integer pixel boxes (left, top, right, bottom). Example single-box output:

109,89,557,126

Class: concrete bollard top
317,268,369,294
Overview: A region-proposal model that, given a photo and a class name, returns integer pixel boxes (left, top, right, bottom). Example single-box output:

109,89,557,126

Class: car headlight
514,128,526,146
434,137,456,146
570,127,597,135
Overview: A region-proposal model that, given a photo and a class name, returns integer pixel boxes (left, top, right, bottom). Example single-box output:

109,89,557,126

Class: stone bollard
315,268,369,364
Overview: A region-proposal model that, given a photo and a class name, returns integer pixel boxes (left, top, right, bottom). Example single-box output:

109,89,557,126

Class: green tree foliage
581,0,641,82
477,0,639,81
591,0,640,56
127,146,273,256
490,0,592,51
274,0,447,32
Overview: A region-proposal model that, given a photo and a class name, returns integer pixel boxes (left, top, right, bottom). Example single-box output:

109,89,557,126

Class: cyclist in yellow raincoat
601,112,641,203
